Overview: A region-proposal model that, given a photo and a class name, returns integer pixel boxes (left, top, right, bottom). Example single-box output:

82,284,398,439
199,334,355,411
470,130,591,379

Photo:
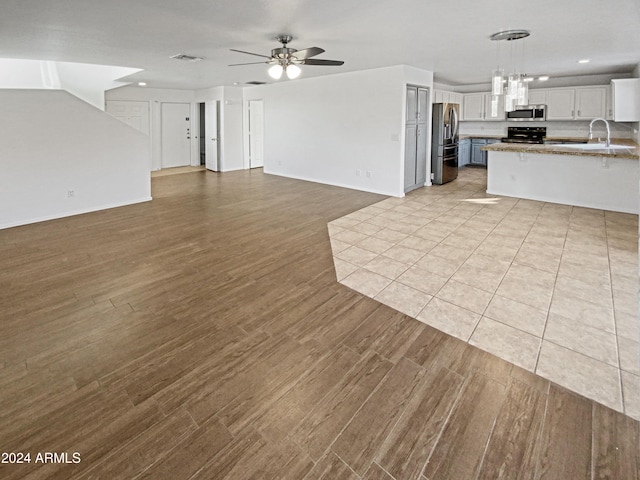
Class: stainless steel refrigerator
431,103,459,185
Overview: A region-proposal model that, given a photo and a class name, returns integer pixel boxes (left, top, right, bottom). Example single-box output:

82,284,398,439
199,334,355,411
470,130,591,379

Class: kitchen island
482,139,640,214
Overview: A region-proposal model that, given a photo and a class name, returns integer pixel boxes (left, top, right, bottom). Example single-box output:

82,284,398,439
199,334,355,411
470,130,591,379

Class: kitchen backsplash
459,121,637,139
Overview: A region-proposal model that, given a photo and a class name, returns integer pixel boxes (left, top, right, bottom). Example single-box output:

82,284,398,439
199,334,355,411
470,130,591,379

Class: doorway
198,103,205,165
201,100,220,171
161,102,191,168
248,100,264,168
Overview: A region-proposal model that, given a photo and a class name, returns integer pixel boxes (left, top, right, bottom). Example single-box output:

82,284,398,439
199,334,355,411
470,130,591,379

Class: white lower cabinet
470,139,486,166
458,139,470,166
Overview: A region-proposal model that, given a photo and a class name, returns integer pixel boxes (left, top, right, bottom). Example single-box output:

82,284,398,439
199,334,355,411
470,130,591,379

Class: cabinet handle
571,110,574,117
578,110,581,116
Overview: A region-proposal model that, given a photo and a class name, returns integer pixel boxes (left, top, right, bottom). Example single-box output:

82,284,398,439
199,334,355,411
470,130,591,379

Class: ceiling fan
229,35,344,80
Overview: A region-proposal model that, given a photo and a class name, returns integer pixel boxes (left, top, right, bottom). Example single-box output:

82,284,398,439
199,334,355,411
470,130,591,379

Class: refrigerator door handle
451,107,459,140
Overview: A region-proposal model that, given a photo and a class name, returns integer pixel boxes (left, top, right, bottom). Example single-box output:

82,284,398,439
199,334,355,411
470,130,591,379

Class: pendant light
490,30,531,112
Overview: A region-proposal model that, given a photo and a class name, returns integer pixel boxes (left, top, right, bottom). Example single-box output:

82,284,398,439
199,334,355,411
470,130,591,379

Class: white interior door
161,102,191,168
205,100,219,171
248,100,264,168
106,101,150,135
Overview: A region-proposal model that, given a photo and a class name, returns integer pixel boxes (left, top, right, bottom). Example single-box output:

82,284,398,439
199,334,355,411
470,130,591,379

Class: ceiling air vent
170,54,204,62
245,81,266,85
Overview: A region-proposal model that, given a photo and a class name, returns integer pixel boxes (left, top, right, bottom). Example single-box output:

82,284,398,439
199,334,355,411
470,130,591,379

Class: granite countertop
459,135,504,140
481,138,640,160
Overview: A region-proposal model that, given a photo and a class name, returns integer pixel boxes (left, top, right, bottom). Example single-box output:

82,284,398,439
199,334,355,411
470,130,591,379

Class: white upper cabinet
483,93,505,121
611,79,640,122
434,89,463,105
527,89,547,105
461,85,611,121
575,86,607,120
462,93,485,120
546,86,607,120
546,89,576,120
460,93,503,121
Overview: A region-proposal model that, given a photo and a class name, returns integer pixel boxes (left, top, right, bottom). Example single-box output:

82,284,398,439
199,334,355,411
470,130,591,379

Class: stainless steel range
501,126,547,144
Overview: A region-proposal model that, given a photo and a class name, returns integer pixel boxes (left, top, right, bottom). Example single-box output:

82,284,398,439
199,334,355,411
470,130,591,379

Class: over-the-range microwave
506,105,546,121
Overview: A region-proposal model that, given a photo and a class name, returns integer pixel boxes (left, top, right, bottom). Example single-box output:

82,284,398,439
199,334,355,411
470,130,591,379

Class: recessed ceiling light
538,76,549,81
523,77,534,82
577,59,590,64
137,82,147,86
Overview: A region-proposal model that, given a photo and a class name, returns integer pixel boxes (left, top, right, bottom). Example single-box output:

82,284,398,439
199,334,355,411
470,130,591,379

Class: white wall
106,86,196,170
243,65,433,197
0,90,150,229
0,59,139,110
56,63,138,110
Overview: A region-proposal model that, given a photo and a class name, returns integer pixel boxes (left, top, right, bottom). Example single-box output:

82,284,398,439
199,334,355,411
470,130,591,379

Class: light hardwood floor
0,169,638,480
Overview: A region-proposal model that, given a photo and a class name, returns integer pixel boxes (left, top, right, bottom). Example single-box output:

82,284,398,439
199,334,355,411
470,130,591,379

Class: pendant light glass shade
503,73,529,112
268,64,283,79
504,74,519,112
517,78,528,105
286,64,301,79
491,69,504,95
489,95,500,118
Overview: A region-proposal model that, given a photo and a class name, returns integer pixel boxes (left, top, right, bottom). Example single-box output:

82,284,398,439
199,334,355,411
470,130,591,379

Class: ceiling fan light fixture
286,64,301,79
268,64,283,79
230,35,343,80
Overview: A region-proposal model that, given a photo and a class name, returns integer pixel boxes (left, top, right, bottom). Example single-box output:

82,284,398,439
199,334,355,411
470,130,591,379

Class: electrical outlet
366,171,372,178
356,169,362,177
278,160,282,166
67,190,75,197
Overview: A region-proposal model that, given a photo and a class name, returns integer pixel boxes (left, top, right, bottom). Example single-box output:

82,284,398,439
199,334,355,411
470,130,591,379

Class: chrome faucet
589,118,611,147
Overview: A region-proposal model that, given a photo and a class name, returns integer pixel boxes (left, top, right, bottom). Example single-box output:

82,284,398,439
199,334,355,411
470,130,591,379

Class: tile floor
329,166,640,419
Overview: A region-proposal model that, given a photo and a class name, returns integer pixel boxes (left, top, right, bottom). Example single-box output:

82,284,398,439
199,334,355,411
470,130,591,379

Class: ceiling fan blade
291,47,324,60
229,48,272,60
302,59,345,66
228,61,269,66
